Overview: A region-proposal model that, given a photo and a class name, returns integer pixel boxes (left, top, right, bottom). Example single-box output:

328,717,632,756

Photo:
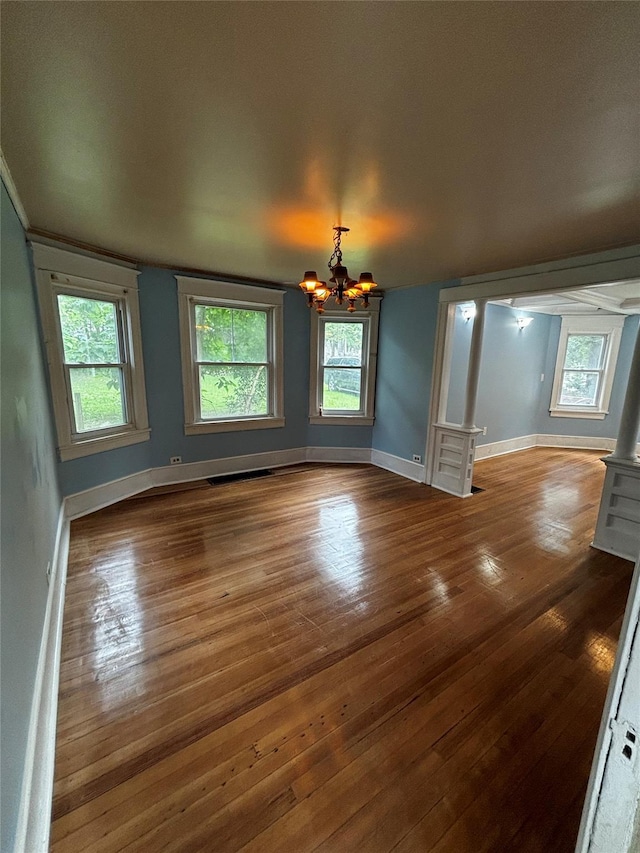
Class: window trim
309,300,380,426
32,242,150,461
549,314,625,419
176,277,285,435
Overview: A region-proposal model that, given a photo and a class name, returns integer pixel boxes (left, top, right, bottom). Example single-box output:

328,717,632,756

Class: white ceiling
492,281,640,315
2,2,640,289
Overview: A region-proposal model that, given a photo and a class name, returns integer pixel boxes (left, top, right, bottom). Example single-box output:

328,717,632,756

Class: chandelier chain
327,227,344,271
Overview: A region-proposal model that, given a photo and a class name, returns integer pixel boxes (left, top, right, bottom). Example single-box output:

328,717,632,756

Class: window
550,315,625,419
177,277,284,434
309,301,380,425
33,243,150,460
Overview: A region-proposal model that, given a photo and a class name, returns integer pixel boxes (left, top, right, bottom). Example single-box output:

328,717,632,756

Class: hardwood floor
50,449,633,852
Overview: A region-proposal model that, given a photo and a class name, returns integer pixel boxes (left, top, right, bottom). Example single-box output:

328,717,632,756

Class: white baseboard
64,468,154,519
474,434,538,460
153,447,307,488
475,433,639,461
13,506,69,853
64,446,433,519
306,446,372,464
65,438,638,519
370,449,425,483
536,434,618,452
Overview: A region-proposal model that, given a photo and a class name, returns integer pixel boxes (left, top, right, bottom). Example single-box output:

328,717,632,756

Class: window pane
58,295,120,364
323,322,364,366
560,371,600,406
69,367,126,432
323,368,362,411
199,365,268,418
195,306,267,363
564,334,606,370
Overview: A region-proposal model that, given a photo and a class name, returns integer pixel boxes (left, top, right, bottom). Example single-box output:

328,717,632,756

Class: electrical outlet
46,560,52,585
170,456,182,465
482,426,487,435
412,454,422,464
540,373,545,382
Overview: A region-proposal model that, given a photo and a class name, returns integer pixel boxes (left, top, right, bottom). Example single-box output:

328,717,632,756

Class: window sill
185,417,285,435
309,415,374,426
59,427,151,461
549,409,607,420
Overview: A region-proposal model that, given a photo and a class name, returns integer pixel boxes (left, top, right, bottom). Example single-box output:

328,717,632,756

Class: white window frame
549,314,625,419
309,300,380,426
32,242,150,461
177,277,284,435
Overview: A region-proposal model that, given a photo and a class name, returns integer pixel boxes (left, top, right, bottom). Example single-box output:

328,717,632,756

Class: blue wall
447,304,550,445
372,281,455,460
38,248,640,498
443,304,638,447
56,265,376,496
537,314,639,440
1,182,62,853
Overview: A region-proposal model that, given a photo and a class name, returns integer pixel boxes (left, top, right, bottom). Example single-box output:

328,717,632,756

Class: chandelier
299,226,377,313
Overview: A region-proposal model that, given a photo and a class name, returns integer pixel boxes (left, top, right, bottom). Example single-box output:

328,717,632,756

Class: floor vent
207,469,273,486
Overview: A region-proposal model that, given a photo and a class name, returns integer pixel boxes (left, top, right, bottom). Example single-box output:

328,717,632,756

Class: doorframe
575,552,640,852
423,245,640,485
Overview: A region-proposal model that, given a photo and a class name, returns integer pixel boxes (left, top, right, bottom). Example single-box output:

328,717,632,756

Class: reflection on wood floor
51,449,633,852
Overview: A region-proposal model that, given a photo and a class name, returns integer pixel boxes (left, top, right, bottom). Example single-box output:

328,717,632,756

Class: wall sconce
460,303,477,322
516,316,533,330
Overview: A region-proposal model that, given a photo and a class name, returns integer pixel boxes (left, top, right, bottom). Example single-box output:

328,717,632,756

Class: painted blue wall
372,281,457,460
537,314,639,440
444,304,638,447
447,304,550,445
42,250,640,499
140,268,311,467
1,181,62,853
57,267,318,496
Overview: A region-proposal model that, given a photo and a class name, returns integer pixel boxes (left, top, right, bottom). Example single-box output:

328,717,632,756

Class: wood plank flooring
50,449,633,852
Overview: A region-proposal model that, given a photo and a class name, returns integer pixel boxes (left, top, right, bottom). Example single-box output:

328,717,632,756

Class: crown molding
0,149,29,230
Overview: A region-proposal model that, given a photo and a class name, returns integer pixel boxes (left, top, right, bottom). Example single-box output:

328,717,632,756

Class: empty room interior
2,3,640,852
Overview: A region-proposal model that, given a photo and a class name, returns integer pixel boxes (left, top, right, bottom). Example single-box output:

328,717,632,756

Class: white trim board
64,439,635,520
153,448,307,487
371,449,425,483
575,553,640,853
65,449,305,519
1,149,29,229
475,434,640,461
450,246,640,304
64,447,432,520
306,446,371,465
13,507,69,853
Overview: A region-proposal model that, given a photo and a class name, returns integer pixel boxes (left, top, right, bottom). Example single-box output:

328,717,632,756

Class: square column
430,424,483,498
592,457,640,562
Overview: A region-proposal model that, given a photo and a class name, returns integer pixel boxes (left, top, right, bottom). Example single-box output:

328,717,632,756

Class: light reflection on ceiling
2,2,638,287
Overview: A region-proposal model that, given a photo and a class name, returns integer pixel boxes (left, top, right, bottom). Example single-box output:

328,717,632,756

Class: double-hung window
550,315,625,419
33,243,149,460
177,277,284,434
309,301,380,425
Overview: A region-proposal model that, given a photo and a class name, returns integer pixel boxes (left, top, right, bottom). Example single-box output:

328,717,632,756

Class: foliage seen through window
57,294,127,432
194,305,269,419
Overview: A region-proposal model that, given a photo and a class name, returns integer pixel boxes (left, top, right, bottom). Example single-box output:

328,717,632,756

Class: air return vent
207,469,273,486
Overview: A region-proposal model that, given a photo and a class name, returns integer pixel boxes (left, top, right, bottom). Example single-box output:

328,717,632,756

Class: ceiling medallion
299,226,377,313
